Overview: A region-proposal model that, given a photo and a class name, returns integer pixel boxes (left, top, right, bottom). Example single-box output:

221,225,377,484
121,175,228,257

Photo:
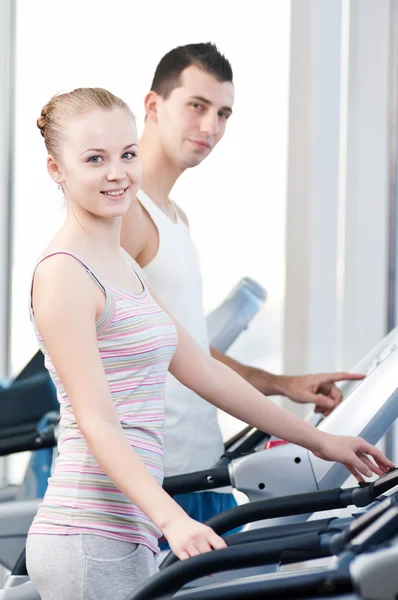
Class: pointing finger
319,372,365,384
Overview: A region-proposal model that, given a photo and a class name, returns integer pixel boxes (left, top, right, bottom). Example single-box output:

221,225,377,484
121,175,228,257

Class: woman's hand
313,433,395,481
162,515,227,560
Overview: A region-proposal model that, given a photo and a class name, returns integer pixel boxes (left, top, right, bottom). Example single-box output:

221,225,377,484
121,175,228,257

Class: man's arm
210,347,364,415
210,347,279,392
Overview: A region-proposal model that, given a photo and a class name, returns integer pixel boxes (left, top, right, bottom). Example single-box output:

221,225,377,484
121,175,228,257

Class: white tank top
137,190,224,477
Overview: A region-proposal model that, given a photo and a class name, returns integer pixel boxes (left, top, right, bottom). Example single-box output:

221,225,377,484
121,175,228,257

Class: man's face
155,65,234,169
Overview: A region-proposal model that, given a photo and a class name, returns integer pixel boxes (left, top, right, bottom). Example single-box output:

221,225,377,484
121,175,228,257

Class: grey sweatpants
26,534,158,600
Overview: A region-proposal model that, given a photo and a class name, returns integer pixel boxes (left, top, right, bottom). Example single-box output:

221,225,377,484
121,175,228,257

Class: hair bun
37,115,47,138
36,88,131,155
37,103,52,138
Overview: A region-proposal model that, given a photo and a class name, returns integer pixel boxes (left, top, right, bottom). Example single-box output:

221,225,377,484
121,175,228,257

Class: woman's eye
88,155,103,164
192,103,204,111
122,152,136,160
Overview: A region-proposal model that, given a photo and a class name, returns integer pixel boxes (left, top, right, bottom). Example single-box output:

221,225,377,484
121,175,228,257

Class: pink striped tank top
28,250,178,554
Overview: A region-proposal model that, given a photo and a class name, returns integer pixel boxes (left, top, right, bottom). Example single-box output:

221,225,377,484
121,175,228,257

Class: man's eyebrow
80,143,138,155
190,95,233,114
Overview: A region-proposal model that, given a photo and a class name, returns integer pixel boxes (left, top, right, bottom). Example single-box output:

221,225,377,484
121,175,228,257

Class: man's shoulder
173,202,189,228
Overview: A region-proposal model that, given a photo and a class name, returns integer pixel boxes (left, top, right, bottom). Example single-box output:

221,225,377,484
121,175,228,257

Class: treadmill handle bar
126,535,346,600
161,473,398,569
163,467,231,496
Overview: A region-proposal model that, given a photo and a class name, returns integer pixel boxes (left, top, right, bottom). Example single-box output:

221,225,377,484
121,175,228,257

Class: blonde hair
37,87,134,159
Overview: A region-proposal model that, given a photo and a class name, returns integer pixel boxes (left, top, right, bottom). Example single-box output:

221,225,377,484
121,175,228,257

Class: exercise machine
3,468,398,600
126,468,398,599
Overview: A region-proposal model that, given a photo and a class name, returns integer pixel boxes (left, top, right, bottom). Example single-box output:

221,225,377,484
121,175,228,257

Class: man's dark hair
150,42,233,99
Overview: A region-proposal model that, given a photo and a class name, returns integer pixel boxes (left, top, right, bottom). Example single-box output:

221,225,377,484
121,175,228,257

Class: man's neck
139,128,184,209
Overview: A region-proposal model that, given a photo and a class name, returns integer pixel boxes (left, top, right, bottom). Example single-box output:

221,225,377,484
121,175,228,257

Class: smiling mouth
101,186,129,198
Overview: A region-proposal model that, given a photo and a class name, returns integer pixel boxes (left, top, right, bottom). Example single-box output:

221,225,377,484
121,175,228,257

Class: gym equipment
214,324,398,532
0,352,53,505
2,323,398,583
206,277,267,352
153,326,398,541
159,495,398,600
143,497,398,599
0,350,46,390
0,371,59,502
123,468,398,599
161,467,398,570
12,352,46,385
3,318,398,597
0,367,59,571
4,468,398,600
0,411,59,571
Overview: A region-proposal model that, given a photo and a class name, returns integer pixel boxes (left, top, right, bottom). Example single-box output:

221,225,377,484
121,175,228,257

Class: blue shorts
159,491,240,551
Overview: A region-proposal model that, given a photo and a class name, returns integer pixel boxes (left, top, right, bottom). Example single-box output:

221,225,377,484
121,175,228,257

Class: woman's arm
32,255,226,559
153,291,394,480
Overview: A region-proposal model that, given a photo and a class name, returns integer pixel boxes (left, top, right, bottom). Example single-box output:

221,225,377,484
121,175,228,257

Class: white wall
10,0,291,442
283,0,392,424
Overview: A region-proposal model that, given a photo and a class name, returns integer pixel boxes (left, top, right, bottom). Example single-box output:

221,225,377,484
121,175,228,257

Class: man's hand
209,348,365,417
274,372,365,416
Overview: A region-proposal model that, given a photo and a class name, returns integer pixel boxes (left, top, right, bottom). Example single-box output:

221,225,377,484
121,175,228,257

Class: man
121,43,364,527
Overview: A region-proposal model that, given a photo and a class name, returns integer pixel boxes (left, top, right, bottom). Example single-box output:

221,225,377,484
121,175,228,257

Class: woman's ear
47,155,64,186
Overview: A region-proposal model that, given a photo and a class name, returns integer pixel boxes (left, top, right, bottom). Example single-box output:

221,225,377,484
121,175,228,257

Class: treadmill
1,323,397,575
4,468,398,600
223,325,398,528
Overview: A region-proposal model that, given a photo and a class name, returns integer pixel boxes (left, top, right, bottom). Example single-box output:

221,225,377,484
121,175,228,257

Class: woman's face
52,107,141,219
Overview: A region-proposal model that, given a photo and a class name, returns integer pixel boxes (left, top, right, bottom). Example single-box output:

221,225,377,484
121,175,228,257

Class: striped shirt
28,251,178,554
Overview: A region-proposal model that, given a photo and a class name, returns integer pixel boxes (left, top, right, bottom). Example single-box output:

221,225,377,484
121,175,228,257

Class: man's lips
188,139,211,150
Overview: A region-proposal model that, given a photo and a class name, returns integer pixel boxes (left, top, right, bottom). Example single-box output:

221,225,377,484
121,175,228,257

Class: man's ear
144,90,161,123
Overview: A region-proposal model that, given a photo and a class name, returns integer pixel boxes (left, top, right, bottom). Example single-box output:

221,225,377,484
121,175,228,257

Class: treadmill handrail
0,433,56,457
223,425,253,451
127,534,333,600
221,516,336,548
160,487,346,570
161,472,398,570
221,428,270,461
154,567,351,600
205,479,394,534
0,410,60,457
163,467,231,496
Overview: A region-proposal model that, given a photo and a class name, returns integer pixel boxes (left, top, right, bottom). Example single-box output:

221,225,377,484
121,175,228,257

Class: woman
26,87,394,600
